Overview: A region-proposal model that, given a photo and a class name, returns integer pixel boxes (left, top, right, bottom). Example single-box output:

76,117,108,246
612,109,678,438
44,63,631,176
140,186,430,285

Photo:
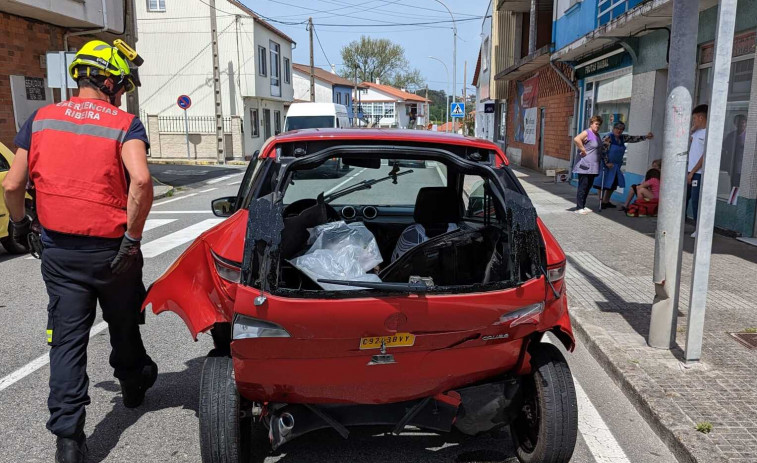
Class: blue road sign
177,95,192,110
450,102,465,118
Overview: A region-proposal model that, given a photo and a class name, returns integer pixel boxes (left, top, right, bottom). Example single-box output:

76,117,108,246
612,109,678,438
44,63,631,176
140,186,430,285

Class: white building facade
136,0,294,158
358,82,429,129
474,1,495,142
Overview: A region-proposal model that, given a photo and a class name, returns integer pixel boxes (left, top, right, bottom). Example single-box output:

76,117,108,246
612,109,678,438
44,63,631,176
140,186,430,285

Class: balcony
0,0,125,32
597,0,647,26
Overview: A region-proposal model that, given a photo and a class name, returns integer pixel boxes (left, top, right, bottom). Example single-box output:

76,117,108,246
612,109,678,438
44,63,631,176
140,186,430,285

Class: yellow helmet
68,40,140,93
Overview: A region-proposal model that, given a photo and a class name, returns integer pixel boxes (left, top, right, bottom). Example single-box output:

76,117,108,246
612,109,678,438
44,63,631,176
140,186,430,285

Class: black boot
120,360,158,409
55,434,87,463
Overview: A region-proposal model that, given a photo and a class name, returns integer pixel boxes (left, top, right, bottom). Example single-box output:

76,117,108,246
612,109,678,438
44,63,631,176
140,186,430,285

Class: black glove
111,233,141,275
9,216,31,244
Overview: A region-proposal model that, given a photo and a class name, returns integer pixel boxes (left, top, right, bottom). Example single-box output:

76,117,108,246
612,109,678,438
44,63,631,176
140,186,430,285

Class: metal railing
597,0,646,26
157,115,232,134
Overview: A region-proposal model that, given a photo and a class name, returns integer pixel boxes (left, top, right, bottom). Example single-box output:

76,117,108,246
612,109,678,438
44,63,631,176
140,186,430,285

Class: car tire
0,235,29,254
199,356,252,463
511,342,578,463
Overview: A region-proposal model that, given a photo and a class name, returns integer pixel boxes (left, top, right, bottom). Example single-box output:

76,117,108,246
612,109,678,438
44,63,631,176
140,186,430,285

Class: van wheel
0,235,28,254
511,343,578,463
199,356,252,463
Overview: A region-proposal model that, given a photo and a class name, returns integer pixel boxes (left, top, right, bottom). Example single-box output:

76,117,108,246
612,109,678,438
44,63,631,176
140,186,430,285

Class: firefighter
1,40,156,463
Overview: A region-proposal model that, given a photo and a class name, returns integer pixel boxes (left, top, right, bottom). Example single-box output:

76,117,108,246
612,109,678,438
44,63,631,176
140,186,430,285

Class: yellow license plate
359,333,416,350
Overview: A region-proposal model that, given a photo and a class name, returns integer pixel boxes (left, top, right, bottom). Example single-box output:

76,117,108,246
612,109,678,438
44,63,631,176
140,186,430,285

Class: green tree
415,88,448,124
340,36,424,88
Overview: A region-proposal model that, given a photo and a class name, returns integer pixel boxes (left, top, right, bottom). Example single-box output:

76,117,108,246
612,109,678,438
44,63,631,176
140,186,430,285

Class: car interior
241,151,538,295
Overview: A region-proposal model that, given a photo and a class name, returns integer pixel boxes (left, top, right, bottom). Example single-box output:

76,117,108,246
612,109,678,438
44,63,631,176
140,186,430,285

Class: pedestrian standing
1,40,156,463
687,104,708,238
593,122,653,208
572,115,607,214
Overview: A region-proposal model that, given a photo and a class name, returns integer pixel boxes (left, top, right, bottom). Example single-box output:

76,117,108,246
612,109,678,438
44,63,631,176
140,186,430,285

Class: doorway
263,109,271,139
538,107,546,169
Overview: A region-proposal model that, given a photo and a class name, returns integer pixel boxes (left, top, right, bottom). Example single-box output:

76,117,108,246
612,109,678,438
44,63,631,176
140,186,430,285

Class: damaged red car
144,129,578,463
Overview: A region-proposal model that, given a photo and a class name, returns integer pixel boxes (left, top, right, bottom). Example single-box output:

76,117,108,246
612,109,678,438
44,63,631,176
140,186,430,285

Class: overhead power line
311,24,333,70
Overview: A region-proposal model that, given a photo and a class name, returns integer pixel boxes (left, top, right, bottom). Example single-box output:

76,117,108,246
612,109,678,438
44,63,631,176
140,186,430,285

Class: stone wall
146,115,242,161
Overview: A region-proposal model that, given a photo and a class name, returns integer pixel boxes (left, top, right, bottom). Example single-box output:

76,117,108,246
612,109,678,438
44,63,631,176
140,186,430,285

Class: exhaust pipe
278,412,295,437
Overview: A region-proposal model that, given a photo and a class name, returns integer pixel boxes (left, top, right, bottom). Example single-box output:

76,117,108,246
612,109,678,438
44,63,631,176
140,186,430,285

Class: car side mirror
212,196,236,217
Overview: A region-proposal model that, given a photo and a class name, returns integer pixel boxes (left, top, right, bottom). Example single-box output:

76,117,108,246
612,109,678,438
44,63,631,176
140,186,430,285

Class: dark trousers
41,232,151,438
576,174,598,209
686,172,702,221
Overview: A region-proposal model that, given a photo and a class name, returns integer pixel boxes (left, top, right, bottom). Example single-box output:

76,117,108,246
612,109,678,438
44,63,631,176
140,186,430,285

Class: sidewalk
514,167,757,463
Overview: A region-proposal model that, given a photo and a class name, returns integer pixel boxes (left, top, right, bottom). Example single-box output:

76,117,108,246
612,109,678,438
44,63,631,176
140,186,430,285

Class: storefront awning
494,45,551,82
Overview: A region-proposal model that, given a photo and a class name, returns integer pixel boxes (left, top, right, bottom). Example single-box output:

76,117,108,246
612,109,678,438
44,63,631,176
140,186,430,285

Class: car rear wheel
199,356,252,463
511,343,578,463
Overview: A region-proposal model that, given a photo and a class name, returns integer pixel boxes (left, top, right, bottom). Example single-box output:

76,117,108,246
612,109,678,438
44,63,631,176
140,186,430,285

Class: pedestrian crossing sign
450,102,465,118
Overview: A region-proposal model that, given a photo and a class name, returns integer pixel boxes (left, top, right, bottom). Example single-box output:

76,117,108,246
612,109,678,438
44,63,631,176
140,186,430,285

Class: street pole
463,60,467,135
432,1,456,115
124,0,139,116
209,0,225,164
353,67,358,127
528,0,537,55
685,0,737,363
429,56,450,133
309,17,315,102
425,85,429,129
648,0,699,349
184,109,191,159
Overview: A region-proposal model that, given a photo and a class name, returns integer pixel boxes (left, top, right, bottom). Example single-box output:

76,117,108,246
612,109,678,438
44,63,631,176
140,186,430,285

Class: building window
583,68,633,132
696,30,755,197
147,0,165,11
482,38,490,71
258,46,267,77
335,92,341,104
283,57,290,84
270,40,281,97
250,108,259,138
274,110,281,135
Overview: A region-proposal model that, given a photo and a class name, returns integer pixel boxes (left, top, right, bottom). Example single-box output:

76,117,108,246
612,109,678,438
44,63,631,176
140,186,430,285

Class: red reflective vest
28,97,135,238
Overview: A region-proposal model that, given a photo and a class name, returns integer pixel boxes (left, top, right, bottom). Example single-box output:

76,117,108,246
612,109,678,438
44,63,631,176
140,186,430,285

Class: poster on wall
9,75,53,131
514,75,539,145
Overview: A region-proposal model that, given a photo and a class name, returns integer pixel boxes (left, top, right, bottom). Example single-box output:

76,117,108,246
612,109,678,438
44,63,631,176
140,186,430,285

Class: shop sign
576,52,627,79
514,75,539,145
25,77,46,101
700,30,756,65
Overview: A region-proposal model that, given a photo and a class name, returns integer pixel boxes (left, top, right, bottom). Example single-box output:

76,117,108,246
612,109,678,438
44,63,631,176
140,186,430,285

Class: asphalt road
0,164,678,463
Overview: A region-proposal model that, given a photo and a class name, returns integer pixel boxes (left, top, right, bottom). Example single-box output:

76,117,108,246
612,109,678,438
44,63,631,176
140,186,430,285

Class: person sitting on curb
620,160,661,213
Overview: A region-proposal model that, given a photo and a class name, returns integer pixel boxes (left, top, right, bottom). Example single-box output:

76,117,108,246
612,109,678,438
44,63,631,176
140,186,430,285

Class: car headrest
413,187,462,224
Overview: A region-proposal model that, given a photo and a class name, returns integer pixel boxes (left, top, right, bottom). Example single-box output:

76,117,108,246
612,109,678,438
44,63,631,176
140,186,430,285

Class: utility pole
209,0,225,164
463,60,467,135
309,17,315,102
124,0,139,116
648,0,699,349
353,67,358,126
425,84,429,129
685,0,737,362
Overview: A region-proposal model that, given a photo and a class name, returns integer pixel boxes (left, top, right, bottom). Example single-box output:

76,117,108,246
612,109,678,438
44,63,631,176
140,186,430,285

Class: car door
0,143,14,239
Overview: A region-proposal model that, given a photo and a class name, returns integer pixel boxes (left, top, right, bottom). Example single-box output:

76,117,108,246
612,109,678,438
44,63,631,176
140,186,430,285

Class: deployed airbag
289,221,383,291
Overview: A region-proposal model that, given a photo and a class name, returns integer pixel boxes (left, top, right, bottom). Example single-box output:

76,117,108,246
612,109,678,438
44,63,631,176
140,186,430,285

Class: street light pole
429,56,449,132
432,0,456,107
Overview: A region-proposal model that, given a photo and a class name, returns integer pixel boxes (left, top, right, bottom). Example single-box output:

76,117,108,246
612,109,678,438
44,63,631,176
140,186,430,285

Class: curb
153,186,175,201
569,310,718,463
147,159,248,166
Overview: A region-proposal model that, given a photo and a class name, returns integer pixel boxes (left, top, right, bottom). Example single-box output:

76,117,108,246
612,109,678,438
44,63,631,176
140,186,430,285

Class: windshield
285,116,335,131
284,159,447,206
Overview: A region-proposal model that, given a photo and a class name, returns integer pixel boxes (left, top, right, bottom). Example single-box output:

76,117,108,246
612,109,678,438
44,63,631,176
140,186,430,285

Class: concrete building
0,0,128,150
357,81,430,129
473,4,496,141
291,63,362,123
548,0,757,238
136,0,294,159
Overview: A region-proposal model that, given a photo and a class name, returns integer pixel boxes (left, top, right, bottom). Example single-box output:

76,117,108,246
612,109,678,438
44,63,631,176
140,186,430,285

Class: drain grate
729,332,757,349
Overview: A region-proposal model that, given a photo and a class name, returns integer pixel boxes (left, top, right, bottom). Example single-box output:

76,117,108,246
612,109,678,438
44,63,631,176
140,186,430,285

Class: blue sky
240,0,490,97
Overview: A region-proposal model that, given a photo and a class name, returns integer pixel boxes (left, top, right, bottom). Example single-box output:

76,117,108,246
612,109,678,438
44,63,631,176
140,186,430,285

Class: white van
284,102,350,132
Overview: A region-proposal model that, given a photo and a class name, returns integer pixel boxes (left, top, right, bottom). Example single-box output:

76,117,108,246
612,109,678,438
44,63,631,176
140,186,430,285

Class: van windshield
285,116,335,131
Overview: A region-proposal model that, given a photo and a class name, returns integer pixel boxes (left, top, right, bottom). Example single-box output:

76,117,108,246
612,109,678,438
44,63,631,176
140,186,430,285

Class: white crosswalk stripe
152,192,199,207
140,219,224,258
143,218,177,232
206,174,240,185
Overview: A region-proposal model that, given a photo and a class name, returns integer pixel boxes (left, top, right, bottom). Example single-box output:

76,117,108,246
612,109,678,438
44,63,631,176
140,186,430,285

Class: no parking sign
177,95,192,110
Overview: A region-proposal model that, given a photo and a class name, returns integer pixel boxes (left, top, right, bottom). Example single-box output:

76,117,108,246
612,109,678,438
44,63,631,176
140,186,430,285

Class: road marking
325,168,367,195
229,180,242,185
543,336,631,463
206,174,240,185
141,219,224,258
143,218,177,232
0,322,108,393
152,192,199,207
199,188,218,193
148,210,213,214
435,163,447,185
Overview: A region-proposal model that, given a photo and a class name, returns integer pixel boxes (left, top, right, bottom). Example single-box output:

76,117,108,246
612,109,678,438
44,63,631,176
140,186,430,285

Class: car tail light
232,314,291,340
494,303,545,327
211,250,241,284
547,262,566,282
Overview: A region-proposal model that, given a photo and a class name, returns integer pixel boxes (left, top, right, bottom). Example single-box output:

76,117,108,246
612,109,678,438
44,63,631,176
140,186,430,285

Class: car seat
391,187,462,261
